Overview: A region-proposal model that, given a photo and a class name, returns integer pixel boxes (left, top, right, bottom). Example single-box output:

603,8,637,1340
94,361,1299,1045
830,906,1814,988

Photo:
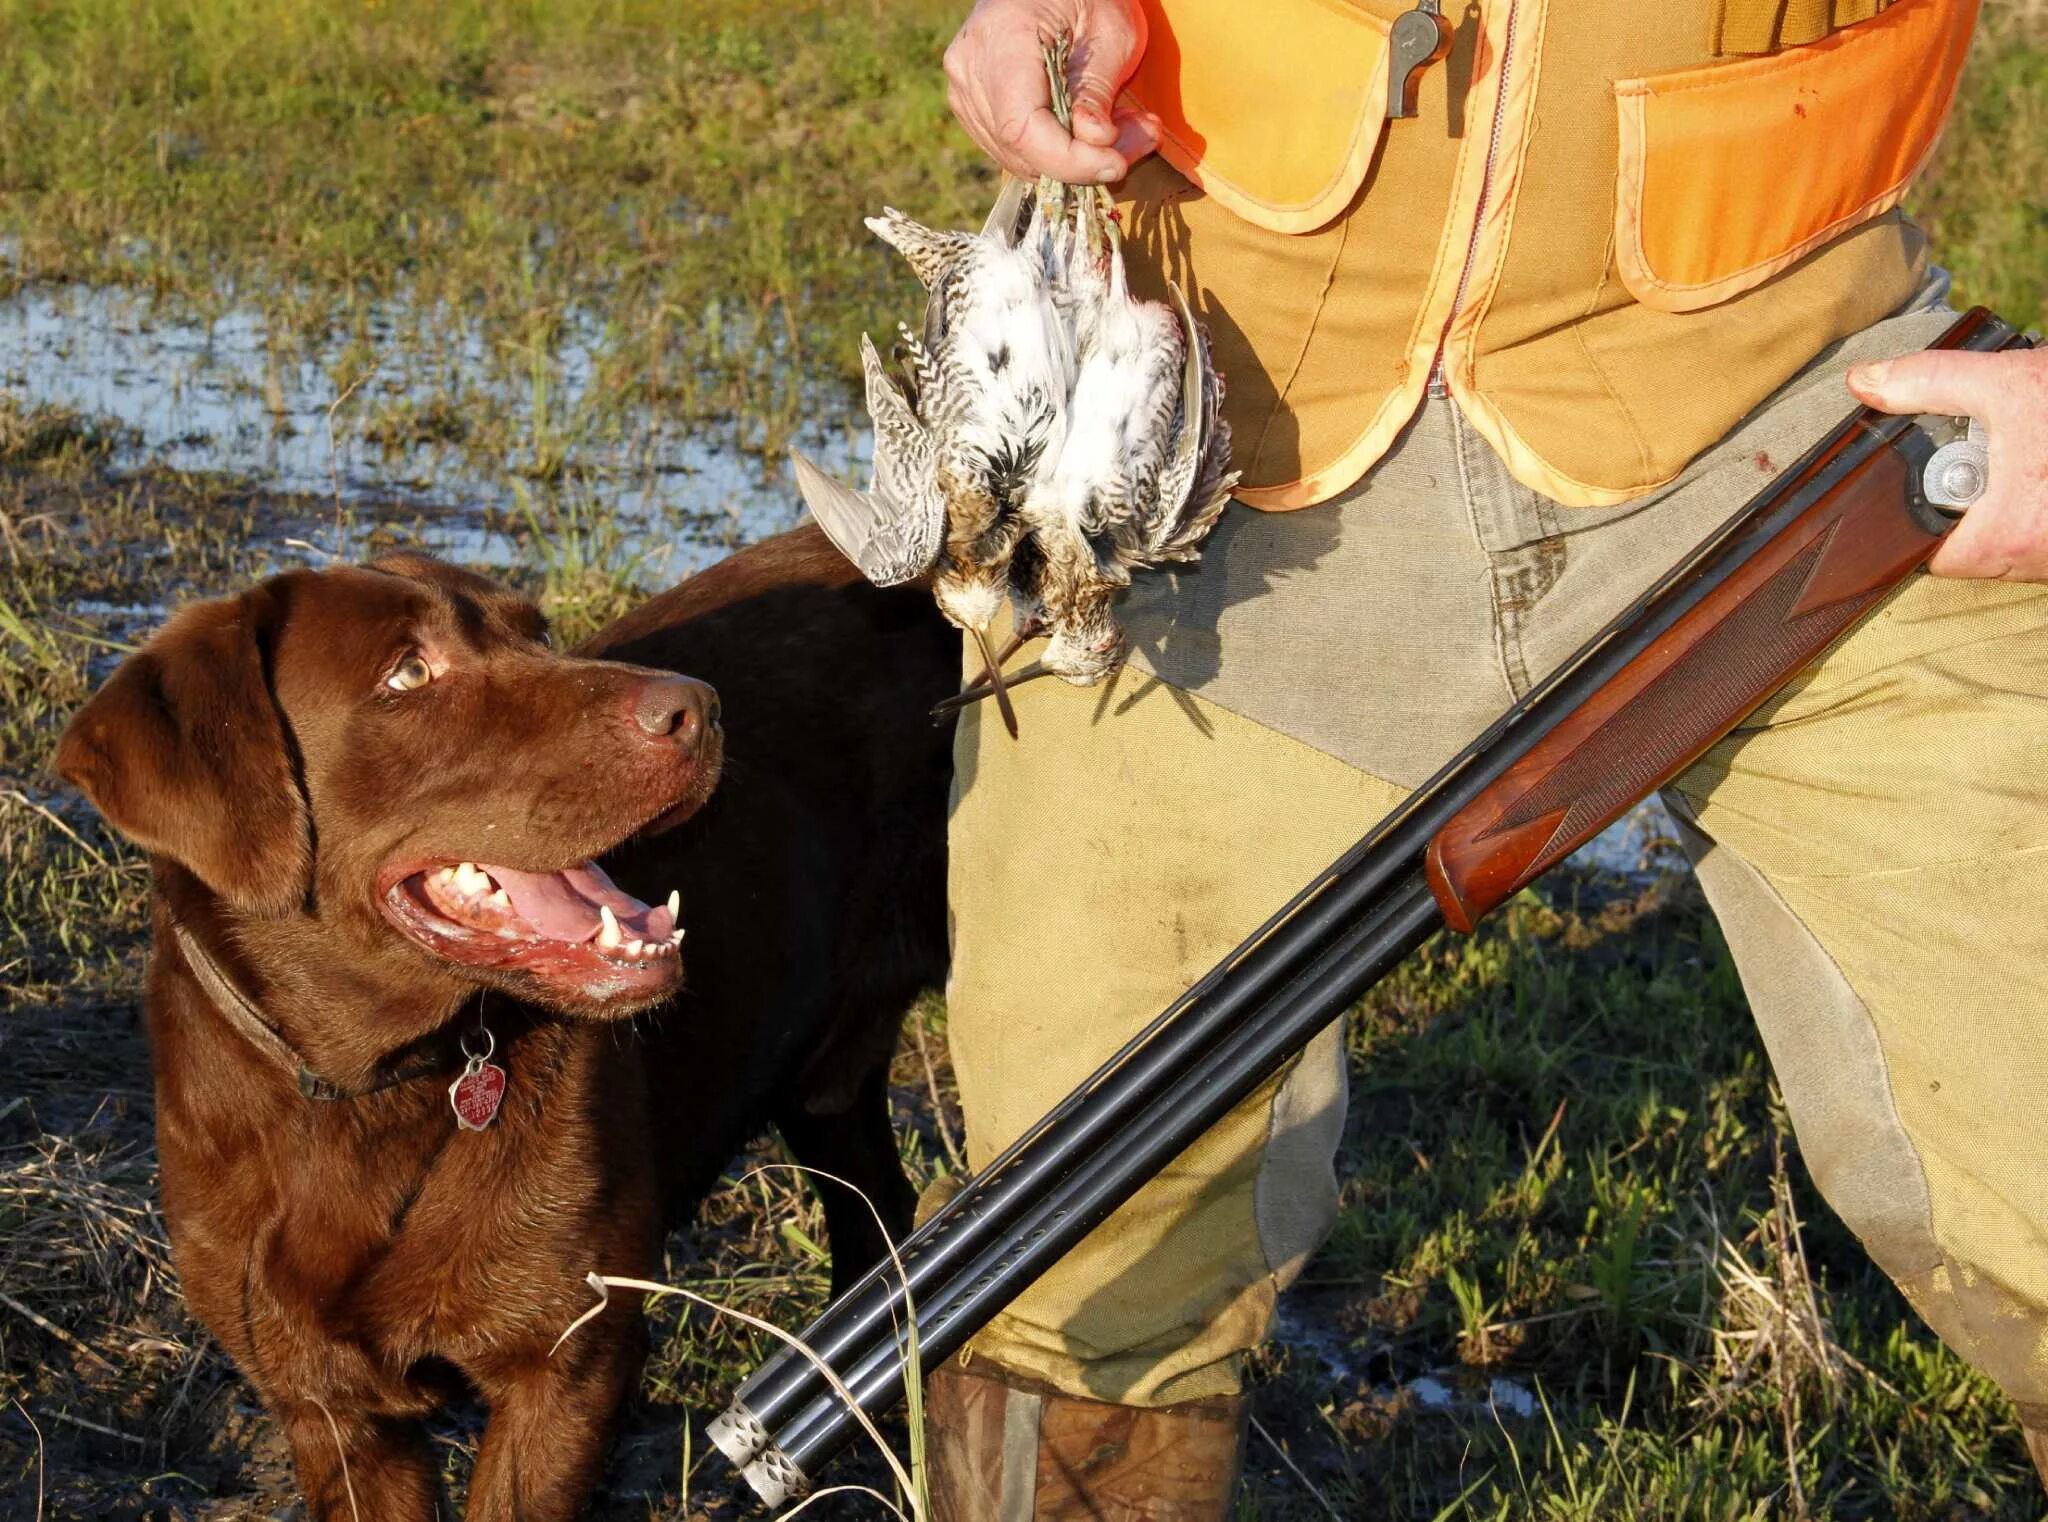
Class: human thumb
1846,349,2004,421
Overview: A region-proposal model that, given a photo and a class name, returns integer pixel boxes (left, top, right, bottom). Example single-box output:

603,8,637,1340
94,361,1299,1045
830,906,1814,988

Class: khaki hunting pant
945,291,2048,1411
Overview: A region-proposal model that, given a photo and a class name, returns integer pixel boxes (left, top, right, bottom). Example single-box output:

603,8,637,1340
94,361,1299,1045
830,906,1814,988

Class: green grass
1913,6,2048,329
0,2,2044,1518
1237,885,2042,1519
0,0,989,470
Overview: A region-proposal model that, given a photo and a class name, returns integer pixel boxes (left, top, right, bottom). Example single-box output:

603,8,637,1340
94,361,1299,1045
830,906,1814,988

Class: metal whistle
1388,1,1454,121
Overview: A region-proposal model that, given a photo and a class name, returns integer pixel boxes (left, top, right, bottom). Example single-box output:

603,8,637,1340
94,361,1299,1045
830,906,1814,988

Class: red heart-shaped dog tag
450,1058,506,1131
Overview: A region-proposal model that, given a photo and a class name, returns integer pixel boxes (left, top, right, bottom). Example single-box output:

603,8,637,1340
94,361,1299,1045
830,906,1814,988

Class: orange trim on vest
1237,0,1531,511
1613,0,1978,313
1124,0,1393,235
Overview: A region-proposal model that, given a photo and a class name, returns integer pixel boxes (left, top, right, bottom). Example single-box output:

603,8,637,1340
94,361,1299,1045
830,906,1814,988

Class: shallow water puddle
0,280,867,573
1274,1303,1541,1425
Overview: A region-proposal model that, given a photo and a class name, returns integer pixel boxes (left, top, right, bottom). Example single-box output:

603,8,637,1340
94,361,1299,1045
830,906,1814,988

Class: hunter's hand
945,0,1161,183
1848,345,2048,580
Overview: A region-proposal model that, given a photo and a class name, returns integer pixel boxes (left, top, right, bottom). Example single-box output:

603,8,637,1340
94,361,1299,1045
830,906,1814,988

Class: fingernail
1096,164,1122,183
1851,361,1888,390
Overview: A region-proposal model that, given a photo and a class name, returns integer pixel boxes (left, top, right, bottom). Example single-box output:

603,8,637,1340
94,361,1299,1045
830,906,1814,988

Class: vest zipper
1427,0,1519,400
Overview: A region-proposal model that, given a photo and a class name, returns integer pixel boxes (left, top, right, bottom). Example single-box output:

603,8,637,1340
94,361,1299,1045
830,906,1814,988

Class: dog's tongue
489,862,667,941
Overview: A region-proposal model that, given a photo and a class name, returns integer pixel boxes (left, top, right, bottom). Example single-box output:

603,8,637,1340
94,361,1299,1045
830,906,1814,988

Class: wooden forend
1425,435,1938,933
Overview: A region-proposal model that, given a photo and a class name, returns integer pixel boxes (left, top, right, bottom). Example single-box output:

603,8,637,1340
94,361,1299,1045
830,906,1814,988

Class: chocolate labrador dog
54,524,955,1520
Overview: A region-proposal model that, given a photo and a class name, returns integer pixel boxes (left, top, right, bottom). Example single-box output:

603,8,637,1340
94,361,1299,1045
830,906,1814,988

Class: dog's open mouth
380,858,684,998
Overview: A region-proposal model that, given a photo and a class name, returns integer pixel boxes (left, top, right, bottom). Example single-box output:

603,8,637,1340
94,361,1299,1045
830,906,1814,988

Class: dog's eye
385,652,435,692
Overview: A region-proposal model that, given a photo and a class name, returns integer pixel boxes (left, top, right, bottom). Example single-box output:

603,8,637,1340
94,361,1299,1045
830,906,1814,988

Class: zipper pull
1388,2,1454,121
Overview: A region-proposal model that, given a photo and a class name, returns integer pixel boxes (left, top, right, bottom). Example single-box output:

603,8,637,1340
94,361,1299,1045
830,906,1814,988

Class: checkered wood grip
1424,437,1937,932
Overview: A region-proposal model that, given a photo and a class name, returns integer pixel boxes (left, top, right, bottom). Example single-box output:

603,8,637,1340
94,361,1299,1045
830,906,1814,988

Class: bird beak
970,627,1021,739
932,659,1056,725
966,623,1039,691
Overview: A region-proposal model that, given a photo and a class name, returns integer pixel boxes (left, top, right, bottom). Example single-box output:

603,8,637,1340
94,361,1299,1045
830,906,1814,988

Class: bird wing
1144,288,1239,562
1113,281,1228,567
1180,359,1241,555
791,447,943,588
860,332,937,502
1150,283,1207,533
866,208,976,292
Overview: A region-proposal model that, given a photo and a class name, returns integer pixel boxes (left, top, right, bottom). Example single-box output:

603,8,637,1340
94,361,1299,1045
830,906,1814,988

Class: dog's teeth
669,926,686,946
597,905,623,950
488,889,512,911
667,890,680,921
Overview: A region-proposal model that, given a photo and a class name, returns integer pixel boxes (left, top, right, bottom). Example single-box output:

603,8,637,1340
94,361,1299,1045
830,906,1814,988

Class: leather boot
923,1355,1245,1521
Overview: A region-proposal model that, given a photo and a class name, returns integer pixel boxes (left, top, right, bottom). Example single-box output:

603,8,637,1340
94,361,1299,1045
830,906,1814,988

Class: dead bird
795,34,1235,734
935,237,1239,719
791,171,1071,739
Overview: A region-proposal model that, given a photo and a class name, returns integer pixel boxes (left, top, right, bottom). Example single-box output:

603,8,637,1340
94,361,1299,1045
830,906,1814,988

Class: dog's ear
55,583,311,917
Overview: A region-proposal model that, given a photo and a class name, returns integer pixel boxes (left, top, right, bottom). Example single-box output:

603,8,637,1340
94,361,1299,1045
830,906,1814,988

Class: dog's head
56,555,722,1019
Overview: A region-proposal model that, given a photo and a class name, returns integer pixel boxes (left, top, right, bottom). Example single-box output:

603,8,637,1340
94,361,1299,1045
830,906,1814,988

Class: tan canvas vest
1115,0,1978,509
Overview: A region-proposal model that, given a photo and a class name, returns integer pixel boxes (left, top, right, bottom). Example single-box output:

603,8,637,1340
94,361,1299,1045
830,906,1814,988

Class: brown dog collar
170,923,480,1108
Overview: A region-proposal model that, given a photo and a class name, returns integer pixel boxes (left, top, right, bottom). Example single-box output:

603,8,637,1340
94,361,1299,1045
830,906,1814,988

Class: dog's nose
634,676,719,750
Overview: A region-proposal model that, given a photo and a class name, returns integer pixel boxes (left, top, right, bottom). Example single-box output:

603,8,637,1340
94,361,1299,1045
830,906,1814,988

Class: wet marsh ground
2,2,2047,1518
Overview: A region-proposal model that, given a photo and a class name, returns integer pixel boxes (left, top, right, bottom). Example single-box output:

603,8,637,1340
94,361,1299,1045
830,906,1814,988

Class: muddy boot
923,1355,1245,1521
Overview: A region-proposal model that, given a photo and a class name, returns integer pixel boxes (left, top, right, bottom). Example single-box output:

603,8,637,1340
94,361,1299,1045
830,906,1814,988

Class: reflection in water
0,281,869,575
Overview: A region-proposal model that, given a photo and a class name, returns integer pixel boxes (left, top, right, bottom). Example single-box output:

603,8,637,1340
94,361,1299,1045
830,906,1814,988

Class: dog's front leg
464,1310,644,1522
278,1399,442,1522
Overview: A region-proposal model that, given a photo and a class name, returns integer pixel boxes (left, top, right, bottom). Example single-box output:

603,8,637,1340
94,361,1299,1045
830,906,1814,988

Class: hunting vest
1115,0,1977,508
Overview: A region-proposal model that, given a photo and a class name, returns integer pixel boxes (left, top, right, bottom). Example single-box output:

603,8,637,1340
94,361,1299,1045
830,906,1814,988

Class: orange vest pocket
1612,0,1976,313
1124,0,1394,235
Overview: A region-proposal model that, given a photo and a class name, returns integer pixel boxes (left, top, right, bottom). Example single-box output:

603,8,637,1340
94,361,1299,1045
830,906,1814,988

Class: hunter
930,0,2048,1516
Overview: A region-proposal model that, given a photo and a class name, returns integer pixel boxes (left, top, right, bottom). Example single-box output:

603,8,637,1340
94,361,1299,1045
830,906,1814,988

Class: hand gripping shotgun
712,307,2031,1506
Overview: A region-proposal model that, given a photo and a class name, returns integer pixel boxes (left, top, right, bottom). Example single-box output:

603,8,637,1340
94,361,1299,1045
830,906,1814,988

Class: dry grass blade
909,1012,964,1174
313,1399,363,1522
323,364,378,541
1691,1136,1890,1519
731,1160,932,1512
9,1400,45,1522
556,1272,923,1521
778,1483,915,1520
0,1292,117,1376
1,790,112,870
39,1410,145,1448
1249,1413,1341,1522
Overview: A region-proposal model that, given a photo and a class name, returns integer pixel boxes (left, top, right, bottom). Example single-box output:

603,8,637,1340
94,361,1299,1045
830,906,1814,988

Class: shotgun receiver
714,307,2031,1505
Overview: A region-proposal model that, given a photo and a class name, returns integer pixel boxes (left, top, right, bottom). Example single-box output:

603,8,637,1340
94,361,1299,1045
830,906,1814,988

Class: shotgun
713,307,2031,1506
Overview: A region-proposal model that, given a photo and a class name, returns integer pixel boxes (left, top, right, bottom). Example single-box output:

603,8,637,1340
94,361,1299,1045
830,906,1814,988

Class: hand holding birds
792,36,1235,738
